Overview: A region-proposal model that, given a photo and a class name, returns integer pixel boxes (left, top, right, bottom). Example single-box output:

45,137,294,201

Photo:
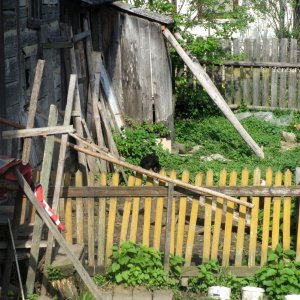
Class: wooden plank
21,59,45,164
235,168,249,266
169,171,177,255
25,104,58,294
87,173,95,267
211,169,227,260
222,171,237,266
202,170,213,261
162,28,264,159
105,173,119,265
143,177,153,247
216,60,300,68
41,74,76,295
184,173,202,266
248,168,260,267
129,174,142,243
233,39,241,105
153,169,166,250
75,170,84,244
2,125,74,139
242,39,252,105
260,168,273,266
271,38,279,107
252,39,261,106
164,183,174,272
73,30,91,43
64,173,73,245
262,38,270,106
297,194,300,261
97,173,107,266
279,39,288,107
283,170,292,250
272,171,282,250
14,169,105,300
120,176,135,244
288,39,297,109
175,170,189,256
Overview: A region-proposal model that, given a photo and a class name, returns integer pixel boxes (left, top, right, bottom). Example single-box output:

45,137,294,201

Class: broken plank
73,30,91,43
21,59,45,164
2,125,74,139
14,169,105,300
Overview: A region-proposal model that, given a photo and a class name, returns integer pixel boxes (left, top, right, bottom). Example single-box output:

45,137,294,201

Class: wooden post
162,28,264,159
14,169,106,300
164,183,174,272
21,60,45,164
41,75,76,295
26,105,58,294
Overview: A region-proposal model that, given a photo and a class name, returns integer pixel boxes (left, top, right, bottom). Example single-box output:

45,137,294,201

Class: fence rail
206,38,300,110
18,167,300,274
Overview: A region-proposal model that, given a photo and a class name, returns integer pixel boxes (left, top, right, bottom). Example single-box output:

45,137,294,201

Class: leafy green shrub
189,260,253,299
255,244,300,299
106,241,183,289
47,265,64,282
78,291,95,300
114,119,169,166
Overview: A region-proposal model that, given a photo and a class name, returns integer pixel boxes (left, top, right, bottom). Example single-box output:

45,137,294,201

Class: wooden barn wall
94,6,173,133
2,0,61,165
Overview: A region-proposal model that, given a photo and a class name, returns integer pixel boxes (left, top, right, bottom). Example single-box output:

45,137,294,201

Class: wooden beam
26,105,58,295
45,185,300,198
41,75,76,295
73,30,91,43
162,28,264,159
21,59,45,164
14,169,106,300
210,60,300,69
42,42,73,49
2,125,75,139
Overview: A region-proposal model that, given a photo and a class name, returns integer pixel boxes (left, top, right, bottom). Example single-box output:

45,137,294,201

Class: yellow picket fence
20,167,300,272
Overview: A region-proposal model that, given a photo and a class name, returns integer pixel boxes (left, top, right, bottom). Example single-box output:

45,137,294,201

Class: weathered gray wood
164,184,174,272
219,60,300,68
21,59,45,164
73,30,91,43
111,1,174,25
2,125,74,139
271,38,279,107
252,39,261,106
242,40,251,104
233,39,241,105
26,105,58,295
0,240,48,249
262,38,270,106
163,28,264,159
14,169,106,300
288,39,297,108
279,39,288,107
41,75,76,296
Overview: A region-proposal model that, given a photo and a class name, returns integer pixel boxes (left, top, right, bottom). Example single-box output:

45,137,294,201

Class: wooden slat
175,170,189,256
22,60,45,164
235,168,249,266
297,195,300,261
97,173,107,266
120,176,135,244
129,174,142,243
143,177,153,247
202,170,213,261
184,173,202,266
76,170,84,244
283,170,291,250
252,39,261,106
2,125,74,139
248,168,260,267
232,39,241,105
106,173,119,264
222,171,237,266
64,173,73,245
169,171,177,255
262,38,270,106
279,39,288,107
243,39,252,105
288,39,297,108
272,171,282,250
271,38,279,107
260,168,273,265
87,173,95,267
153,169,166,250
211,169,227,260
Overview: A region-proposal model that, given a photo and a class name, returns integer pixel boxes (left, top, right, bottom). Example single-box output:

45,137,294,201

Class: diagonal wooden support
26,104,58,295
14,169,105,300
41,75,77,295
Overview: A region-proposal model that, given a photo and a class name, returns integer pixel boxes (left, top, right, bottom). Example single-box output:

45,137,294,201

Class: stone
282,131,296,143
153,289,173,300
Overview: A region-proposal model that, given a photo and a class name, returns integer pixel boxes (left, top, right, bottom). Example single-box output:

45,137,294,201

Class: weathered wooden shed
0,0,174,166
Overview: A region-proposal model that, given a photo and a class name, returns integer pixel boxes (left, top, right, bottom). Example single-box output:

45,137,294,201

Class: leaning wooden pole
67,134,254,208
162,27,264,159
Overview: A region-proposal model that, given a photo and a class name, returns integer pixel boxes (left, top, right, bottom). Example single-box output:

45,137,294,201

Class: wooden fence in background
19,167,300,274
207,38,300,110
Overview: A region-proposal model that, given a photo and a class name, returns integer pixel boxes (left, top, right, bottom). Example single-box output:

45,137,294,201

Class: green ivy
255,244,300,299
47,265,64,282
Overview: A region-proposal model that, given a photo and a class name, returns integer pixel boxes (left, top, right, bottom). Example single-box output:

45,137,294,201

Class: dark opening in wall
28,0,42,29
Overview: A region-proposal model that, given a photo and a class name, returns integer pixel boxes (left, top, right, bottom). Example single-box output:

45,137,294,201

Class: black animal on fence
140,154,161,173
